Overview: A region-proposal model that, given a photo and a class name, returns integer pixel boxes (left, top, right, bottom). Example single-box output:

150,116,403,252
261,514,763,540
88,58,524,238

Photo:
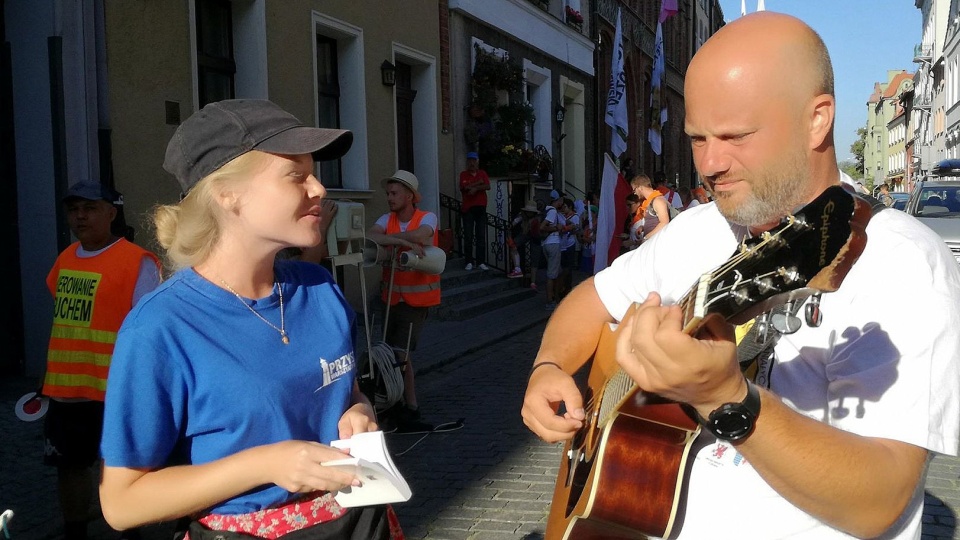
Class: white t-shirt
665,189,683,209
542,206,563,246
594,201,960,539
561,213,580,251
76,240,160,306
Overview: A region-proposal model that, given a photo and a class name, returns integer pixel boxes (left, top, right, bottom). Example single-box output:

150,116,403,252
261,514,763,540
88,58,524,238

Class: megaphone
362,239,391,267
399,246,446,275
363,239,446,274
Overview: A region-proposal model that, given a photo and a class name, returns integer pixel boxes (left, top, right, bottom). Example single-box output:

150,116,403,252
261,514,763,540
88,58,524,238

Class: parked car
890,192,910,210
904,160,960,263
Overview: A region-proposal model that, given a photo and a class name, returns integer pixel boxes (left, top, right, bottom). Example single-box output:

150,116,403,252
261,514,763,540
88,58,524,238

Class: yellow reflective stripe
50,325,118,345
44,372,108,392
393,283,440,293
47,349,113,367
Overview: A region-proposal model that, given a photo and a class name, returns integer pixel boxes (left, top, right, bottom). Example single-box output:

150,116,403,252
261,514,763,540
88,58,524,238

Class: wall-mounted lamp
555,102,566,126
381,60,396,87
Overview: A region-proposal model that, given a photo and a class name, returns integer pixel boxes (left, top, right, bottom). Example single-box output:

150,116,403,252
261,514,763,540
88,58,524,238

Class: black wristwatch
695,379,761,442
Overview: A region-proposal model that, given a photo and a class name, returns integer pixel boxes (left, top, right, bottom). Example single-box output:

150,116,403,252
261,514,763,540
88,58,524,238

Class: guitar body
545,325,700,540
543,187,871,540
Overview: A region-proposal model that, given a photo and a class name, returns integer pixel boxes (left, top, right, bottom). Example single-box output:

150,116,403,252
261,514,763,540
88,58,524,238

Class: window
316,34,343,188
196,0,235,107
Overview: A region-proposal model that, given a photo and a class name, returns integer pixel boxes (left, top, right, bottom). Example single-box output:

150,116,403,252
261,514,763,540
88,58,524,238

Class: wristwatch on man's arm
692,378,761,443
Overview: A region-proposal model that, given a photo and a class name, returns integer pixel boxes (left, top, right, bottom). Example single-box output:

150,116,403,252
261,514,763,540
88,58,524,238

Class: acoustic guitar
545,186,871,540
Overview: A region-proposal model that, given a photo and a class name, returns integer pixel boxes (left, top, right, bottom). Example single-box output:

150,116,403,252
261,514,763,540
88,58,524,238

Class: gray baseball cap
163,99,353,192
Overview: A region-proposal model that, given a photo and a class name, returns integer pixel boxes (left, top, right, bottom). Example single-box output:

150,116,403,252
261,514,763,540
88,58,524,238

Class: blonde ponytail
153,150,268,271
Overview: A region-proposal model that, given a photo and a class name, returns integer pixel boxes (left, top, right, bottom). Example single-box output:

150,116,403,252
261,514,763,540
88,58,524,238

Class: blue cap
466,151,479,160
550,189,561,201
63,181,122,204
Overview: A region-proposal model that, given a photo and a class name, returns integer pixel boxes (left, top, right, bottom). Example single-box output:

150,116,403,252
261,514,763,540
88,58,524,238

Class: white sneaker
479,263,490,271
464,263,474,271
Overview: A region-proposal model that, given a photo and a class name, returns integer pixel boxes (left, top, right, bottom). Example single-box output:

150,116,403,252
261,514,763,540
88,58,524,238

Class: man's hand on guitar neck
615,294,929,538
615,292,745,417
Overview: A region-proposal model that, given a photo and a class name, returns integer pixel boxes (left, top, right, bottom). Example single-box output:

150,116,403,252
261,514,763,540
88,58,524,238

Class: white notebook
323,430,412,507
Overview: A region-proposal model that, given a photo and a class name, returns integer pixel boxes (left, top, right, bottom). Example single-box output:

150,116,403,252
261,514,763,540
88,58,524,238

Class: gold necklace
220,280,289,345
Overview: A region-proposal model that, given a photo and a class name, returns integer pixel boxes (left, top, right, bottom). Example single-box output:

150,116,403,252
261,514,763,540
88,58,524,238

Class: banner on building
648,0,678,156
660,0,678,22
605,8,628,157
648,20,666,156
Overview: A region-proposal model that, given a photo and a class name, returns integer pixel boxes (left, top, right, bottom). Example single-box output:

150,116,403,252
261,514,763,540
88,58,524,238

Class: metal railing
439,193,510,273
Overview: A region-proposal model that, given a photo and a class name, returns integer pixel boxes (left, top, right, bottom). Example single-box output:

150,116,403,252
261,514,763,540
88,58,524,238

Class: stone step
436,285,538,321
438,265,505,290
437,273,522,306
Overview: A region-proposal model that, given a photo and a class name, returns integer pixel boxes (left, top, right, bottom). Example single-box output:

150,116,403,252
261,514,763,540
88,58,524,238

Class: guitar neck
595,280,704,427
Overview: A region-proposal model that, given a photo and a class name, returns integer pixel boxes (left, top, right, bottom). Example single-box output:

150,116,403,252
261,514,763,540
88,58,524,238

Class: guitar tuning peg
805,294,823,327
754,312,771,343
771,301,802,335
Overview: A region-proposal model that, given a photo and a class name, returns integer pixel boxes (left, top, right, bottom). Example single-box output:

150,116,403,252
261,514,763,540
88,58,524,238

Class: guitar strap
734,301,804,388
727,219,781,388
733,186,885,388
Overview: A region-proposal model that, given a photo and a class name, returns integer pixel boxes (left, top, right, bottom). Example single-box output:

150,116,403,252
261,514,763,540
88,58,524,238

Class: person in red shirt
459,152,490,270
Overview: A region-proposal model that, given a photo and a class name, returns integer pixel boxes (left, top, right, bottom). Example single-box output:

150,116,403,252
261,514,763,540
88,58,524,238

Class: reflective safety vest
43,239,160,401
381,209,441,307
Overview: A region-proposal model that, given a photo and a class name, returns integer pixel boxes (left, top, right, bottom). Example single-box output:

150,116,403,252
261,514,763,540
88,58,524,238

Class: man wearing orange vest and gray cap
367,170,439,433
42,180,160,540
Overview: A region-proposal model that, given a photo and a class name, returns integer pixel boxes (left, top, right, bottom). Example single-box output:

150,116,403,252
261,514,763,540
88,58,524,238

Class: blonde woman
99,100,403,539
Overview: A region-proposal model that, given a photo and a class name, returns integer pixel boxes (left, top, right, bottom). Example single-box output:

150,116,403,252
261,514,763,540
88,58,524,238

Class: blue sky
714,1,921,160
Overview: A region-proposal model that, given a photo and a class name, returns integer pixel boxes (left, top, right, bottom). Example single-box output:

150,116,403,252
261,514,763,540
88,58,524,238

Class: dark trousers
462,205,486,265
384,302,429,351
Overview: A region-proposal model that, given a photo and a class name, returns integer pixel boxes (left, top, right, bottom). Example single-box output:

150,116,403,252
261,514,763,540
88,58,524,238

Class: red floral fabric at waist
189,492,404,539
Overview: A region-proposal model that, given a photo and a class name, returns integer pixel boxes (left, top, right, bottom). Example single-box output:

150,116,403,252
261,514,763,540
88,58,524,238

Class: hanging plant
468,46,532,175
470,46,523,118
497,102,535,146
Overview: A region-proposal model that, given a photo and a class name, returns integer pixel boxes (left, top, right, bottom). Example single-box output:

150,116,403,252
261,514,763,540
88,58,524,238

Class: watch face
711,409,753,440
702,380,761,442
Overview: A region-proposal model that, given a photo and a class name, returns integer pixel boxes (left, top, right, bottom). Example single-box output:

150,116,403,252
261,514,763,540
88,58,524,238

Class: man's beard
713,149,808,226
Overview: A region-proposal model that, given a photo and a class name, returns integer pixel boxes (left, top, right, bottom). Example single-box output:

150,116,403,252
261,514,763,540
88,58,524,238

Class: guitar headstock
694,185,870,325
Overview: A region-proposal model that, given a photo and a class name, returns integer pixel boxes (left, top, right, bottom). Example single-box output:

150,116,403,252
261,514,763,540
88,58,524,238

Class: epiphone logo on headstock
819,200,836,266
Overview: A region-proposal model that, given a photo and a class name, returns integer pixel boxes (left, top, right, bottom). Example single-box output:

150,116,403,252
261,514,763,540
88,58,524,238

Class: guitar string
594,223,796,424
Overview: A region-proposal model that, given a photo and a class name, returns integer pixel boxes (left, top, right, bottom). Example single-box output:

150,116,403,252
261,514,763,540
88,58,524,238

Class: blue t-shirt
101,260,357,515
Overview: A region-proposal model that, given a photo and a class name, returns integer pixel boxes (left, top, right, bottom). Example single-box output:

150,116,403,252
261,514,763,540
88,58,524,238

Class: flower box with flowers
502,145,537,173
565,6,583,29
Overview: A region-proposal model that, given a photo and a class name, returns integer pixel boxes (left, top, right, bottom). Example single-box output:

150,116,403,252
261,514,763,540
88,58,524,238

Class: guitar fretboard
597,278,703,427
594,229,789,427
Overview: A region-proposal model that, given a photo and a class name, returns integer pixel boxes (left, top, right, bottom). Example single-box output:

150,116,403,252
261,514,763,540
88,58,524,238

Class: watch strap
695,378,761,442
